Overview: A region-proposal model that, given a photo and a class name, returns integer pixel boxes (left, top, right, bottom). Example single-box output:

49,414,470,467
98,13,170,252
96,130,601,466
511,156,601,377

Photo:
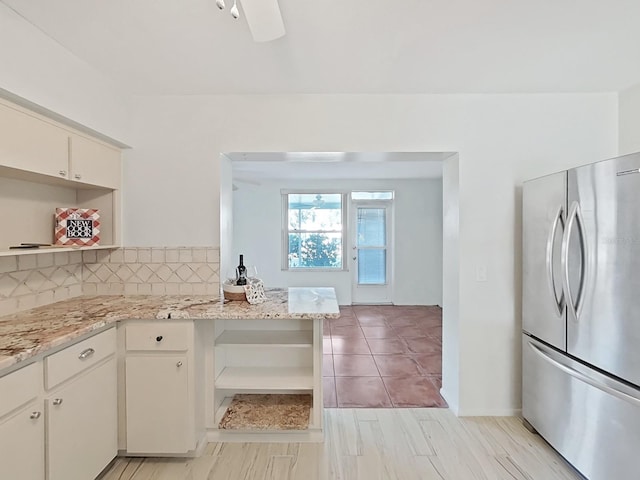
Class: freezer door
523,334,640,480
568,153,640,386
523,171,566,350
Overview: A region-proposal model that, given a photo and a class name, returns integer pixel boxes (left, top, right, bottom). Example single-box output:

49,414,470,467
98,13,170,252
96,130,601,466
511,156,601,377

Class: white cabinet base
47,357,117,480
0,400,44,480
125,355,193,454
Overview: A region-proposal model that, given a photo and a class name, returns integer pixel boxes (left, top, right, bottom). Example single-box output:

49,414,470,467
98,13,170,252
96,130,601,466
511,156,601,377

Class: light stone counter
0,287,339,372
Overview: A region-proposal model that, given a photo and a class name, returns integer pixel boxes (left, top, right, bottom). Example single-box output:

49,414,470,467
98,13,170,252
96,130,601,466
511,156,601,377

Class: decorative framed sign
54,208,100,246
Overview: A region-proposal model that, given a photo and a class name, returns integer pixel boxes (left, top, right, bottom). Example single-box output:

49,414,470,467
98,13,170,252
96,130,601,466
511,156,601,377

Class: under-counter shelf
215,330,313,347
215,367,314,390
215,394,312,431
0,245,118,258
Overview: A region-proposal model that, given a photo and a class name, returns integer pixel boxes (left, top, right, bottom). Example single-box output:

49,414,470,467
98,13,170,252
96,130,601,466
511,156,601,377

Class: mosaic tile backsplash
82,247,220,296
0,247,221,318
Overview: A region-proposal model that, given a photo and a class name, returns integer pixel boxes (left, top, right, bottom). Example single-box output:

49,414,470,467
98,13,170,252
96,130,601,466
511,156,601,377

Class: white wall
125,93,618,415
441,155,460,413
231,178,443,306
619,83,640,155
219,154,234,287
0,3,131,144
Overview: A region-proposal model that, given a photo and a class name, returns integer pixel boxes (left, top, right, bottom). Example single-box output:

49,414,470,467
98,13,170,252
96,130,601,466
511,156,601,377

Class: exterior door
522,171,567,351
351,203,392,304
567,153,640,386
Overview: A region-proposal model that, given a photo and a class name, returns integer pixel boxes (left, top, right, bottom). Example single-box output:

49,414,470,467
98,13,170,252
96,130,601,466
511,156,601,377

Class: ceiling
3,0,640,95
228,152,450,181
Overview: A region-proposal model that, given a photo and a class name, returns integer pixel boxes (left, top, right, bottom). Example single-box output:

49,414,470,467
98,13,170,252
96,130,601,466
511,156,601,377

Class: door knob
52,398,63,406
352,256,357,260
176,361,183,367
30,412,41,420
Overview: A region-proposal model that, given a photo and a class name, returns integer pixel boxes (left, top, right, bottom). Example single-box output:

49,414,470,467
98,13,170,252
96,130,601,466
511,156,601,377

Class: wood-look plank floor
101,409,582,480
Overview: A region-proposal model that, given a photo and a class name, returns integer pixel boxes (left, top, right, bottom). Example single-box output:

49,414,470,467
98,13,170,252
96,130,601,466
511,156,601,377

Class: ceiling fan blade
241,0,286,42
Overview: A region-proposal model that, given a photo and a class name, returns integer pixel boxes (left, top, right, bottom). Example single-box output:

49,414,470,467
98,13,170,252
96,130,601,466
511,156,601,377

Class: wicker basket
223,282,247,302
224,290,247,301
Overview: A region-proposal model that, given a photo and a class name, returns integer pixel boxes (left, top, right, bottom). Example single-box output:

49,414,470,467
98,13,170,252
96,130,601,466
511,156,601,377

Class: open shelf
215,395,312,431
215,367,314,390
0,244,119,257
215,330,313,347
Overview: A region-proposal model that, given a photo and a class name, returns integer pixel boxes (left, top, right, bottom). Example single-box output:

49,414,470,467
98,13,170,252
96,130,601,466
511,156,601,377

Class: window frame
281,189,348,271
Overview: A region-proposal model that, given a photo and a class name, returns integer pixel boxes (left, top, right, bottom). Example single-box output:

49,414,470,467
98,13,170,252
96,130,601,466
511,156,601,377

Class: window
351,191,394,200
283,192,345,270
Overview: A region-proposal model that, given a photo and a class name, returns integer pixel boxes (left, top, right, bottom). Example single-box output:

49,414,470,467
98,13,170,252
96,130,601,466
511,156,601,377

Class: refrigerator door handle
574,204,588,318
561,201,588,320
528,342,640,408
546,205,565,316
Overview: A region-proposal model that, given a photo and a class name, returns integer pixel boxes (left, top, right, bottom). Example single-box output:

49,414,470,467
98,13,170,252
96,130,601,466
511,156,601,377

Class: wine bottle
236,254,247,286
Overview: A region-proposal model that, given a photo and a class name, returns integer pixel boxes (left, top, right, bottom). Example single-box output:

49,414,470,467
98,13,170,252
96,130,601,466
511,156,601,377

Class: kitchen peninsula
0,287,339,479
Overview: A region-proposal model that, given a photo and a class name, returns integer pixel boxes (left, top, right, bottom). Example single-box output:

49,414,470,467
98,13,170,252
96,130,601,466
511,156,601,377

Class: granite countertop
0,287,339,373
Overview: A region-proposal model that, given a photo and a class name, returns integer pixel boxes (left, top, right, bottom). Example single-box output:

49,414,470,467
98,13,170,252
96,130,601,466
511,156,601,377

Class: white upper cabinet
0,102,69,179
0,99,122,189
0,98,123,252
70,134,121,189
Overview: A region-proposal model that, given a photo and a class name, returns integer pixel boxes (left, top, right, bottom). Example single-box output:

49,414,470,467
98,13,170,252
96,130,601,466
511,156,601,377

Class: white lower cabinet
0,400,45,480
125,355,191,454
123,320,200,455
47,357,117,480
0,328,117,480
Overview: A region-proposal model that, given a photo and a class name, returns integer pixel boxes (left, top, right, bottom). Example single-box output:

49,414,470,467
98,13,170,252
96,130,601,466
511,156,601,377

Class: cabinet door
69,134,121,189
0,401,45,480
126,355,193,454
0,102,69,179
47,358,117,480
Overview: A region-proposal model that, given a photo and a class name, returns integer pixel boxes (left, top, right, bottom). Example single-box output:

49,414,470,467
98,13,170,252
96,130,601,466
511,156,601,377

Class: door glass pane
356,208,386,247
358,250,386,284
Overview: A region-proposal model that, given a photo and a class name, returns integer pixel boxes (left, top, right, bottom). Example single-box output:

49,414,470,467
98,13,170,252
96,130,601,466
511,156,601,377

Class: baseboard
207,428,324,443
440,388,522,417
457,407,523,417
118,435,208,458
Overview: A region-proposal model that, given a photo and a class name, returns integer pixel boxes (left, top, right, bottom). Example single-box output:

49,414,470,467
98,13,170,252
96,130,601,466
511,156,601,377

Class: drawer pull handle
53,398,63,406
176,361,183,367
30,412,41,420
78,348,95,360
58,170,67,177
156,336,163,342
74,173,82,180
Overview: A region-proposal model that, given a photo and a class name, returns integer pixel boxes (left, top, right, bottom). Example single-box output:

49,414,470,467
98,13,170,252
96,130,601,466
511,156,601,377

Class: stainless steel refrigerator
523,152,640,479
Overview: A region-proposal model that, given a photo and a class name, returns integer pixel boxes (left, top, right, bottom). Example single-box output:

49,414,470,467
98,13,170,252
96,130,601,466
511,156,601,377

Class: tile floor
323,305,446,408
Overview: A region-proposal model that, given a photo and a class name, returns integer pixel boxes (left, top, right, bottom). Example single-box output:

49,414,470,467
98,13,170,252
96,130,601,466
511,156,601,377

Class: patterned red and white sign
54,208,100,246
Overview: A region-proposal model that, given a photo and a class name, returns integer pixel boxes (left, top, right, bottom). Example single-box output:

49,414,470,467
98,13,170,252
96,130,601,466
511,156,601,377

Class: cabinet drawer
0,362,42,418
45,328,116,390
126,322,190,352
